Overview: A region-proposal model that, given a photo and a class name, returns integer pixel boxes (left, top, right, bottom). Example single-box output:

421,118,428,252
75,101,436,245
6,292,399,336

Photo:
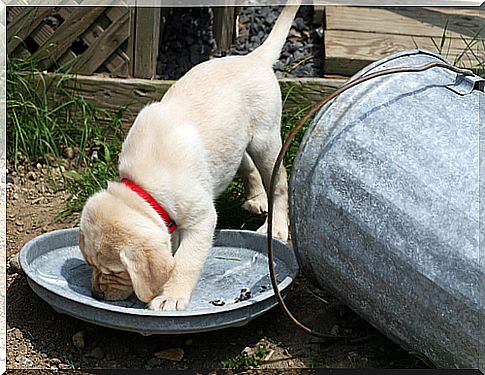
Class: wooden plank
93,7,130,76
8,7,23,17
57,7,74,19
104,47,131,77
133,8,161,79
72,11,130,75
28,22,80,69
32,73,346,127
279,77,345,113
57,50,79,69
7,7,54,54
13,45,31,60
326,7,485,39
105,6,127,21
97,29,131,74
213,6,236,54
45,8,80,67
31,7,106,71
59,6,130,76
106,57,130,78
126,7,137,77
324,30,483,75
29,23,54,47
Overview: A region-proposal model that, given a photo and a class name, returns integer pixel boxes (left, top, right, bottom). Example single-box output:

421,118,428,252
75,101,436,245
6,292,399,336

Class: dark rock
274,61,286,72
294,51,305,61
265,12,277,25
157,5,322,79
9,253,22,273
293,17,306,32
63,147,75,159
315,26,324,39
250,35,261,45
239,14,249,24
72,331,85,349
89,346,105,360
190,45,200,64
147,357,161,367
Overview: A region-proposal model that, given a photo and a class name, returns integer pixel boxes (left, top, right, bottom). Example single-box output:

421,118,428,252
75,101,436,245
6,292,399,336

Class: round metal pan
20,228,298,335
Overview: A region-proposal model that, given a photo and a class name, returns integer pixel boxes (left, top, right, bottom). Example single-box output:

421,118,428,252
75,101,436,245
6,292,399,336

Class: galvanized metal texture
290,49,484,370
20,228,298,335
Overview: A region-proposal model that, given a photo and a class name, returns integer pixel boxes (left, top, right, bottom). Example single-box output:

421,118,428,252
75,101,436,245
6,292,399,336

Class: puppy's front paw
242,195,268,214
148,293,190,311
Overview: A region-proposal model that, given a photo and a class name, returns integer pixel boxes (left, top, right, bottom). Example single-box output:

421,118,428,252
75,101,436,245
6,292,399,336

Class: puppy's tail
249,0,302,65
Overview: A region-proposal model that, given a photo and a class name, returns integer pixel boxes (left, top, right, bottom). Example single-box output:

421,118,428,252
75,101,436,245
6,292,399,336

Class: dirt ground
6,161,427,371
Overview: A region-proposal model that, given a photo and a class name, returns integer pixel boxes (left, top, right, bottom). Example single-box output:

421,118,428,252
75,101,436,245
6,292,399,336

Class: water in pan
30,244,289,312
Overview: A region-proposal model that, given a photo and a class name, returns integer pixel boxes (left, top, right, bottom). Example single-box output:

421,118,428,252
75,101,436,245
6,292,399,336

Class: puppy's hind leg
238,152,268,215
247,131,289,242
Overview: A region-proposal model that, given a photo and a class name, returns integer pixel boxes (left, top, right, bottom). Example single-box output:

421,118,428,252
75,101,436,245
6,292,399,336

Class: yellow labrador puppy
79,1,301,311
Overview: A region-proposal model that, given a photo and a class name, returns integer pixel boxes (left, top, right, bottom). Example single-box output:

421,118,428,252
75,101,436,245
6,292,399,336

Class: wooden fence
9,6,483,78
7,6,239,79
7,6,162,79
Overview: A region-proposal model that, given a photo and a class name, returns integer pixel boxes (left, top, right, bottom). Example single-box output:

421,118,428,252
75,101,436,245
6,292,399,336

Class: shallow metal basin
20,228,298,335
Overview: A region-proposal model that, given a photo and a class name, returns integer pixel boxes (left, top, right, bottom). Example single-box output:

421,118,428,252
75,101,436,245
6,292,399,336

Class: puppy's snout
91,289,105,300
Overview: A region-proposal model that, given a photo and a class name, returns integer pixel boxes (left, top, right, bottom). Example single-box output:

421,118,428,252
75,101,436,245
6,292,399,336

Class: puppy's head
79,187,174,303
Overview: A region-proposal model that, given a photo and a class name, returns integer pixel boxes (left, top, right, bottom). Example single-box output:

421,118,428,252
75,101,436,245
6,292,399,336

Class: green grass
454,32,485,78
427,21,485,78
281,103,313,170
309,354,327,368
60,151,120,217
7,56,126,219
9,58,112,165
220,354,263,370
220,345,270,370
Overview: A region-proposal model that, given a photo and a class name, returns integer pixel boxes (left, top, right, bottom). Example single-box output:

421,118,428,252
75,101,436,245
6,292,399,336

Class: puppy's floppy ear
120,243,175,303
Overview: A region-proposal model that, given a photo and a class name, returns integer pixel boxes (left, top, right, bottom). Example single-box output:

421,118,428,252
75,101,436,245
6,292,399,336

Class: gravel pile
157,6,323,80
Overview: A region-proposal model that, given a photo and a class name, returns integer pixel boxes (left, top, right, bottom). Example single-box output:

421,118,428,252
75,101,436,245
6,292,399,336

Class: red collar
120,178,177,234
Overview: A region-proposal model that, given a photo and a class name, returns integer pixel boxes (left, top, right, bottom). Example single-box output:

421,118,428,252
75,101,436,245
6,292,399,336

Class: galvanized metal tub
290,49,484,370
